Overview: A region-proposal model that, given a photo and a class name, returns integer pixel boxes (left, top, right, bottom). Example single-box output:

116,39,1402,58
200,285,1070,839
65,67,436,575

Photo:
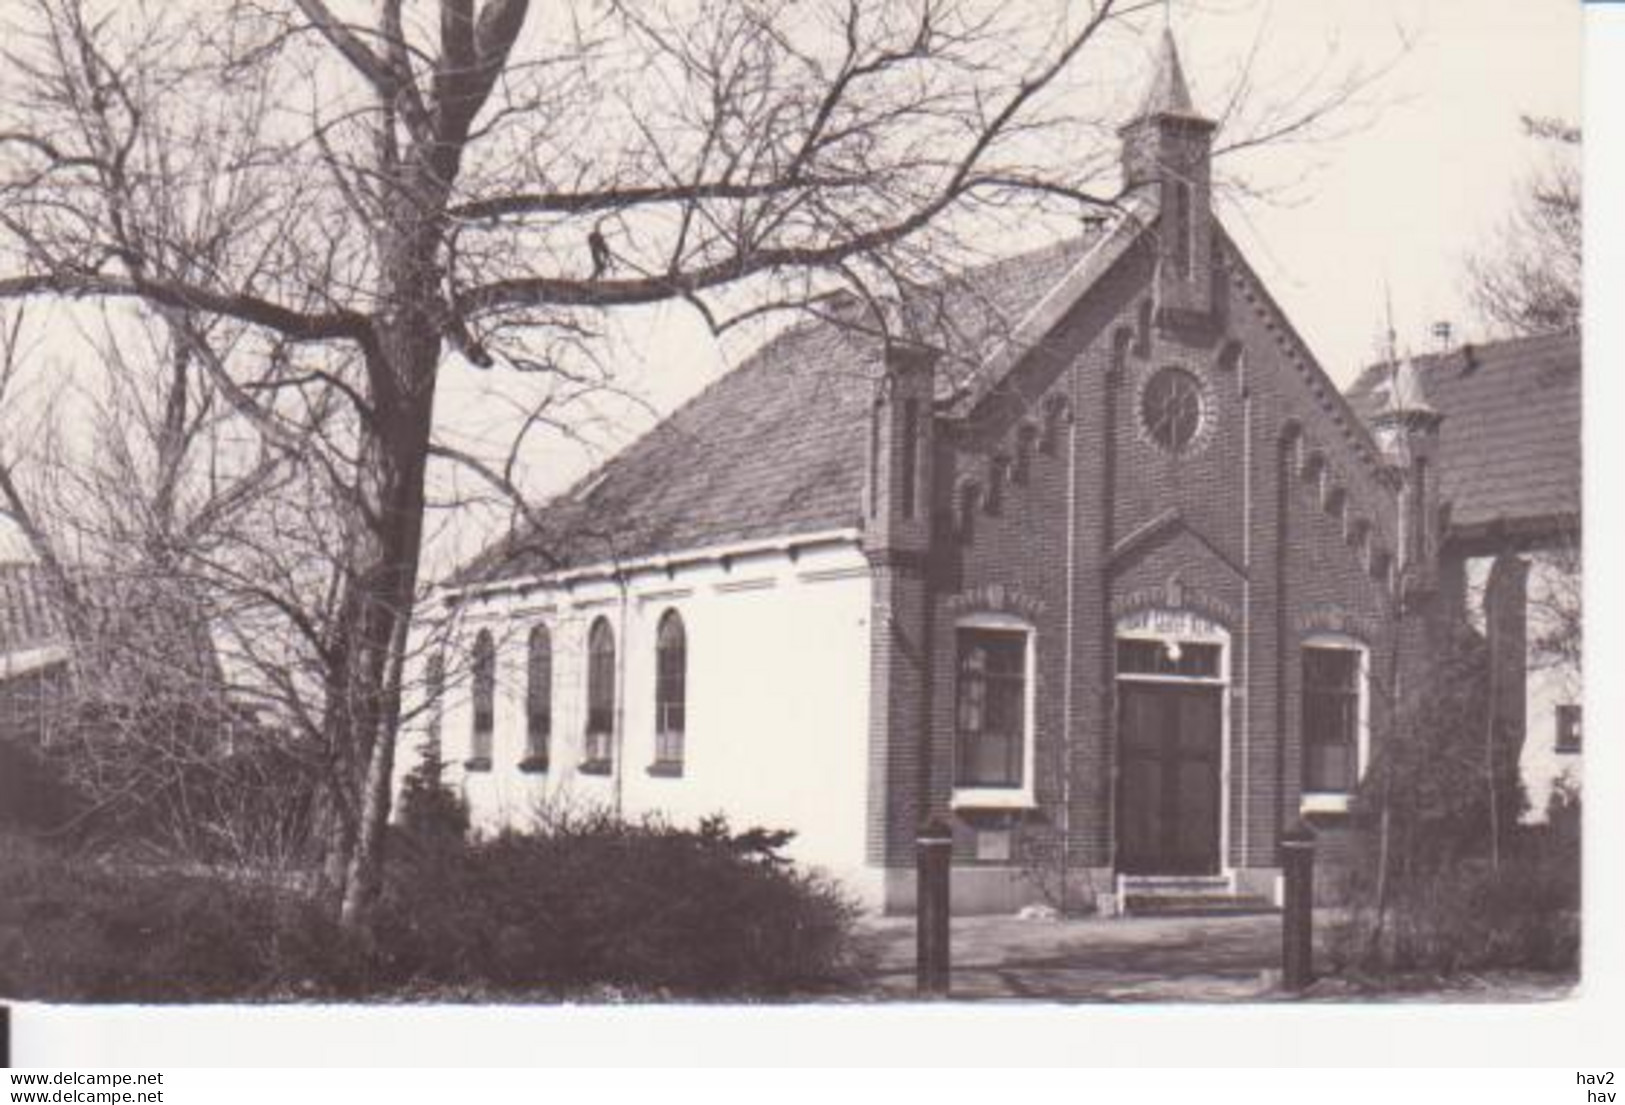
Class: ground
850,913,1578,1003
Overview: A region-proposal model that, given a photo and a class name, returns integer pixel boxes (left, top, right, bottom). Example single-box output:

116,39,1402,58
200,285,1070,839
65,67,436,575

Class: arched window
900,397,920,519
653,610,687,773
956,480,981,544
1039,395,1069,456
583,617,616,771
986,455,1009,516
1013,423,1037,484
469,630,495,771
523,624,551,771
1173,181,1193,277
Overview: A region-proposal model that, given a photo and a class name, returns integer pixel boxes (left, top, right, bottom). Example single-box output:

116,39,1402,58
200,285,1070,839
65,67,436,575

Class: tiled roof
0,562,69,655
1346,331,1581,536
458,219,1142,585
0,561,221,684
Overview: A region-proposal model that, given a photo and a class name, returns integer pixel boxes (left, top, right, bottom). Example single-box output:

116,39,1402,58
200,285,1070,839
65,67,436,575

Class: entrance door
1116,682,1222,875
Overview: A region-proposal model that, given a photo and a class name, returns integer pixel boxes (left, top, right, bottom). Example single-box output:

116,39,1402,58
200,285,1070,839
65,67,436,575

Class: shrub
0,810,862,1002
1327,820,1579,976
1324,625,1572,978
374,809,862,997
0,737,84,833
395,735,470,854
0,830,354,1002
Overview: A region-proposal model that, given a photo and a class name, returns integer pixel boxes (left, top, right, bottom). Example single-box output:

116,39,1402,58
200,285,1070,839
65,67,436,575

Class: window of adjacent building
425,652,445,747
469,630,495,771
955,627,1029,789
653,610,687,772
523,624,551,771
584,617,616,770
1555,704,1582,754
1302,644,1364,793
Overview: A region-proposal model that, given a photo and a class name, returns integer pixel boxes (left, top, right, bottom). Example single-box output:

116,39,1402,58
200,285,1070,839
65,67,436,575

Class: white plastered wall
402,536,877,897
1464,551,1582,820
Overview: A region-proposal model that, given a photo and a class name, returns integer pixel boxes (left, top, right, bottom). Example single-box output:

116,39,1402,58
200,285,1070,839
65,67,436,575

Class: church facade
417,35,1579,914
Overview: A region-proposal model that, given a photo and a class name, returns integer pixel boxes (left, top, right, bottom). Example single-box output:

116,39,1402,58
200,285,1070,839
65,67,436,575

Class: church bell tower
1119,30,1217,321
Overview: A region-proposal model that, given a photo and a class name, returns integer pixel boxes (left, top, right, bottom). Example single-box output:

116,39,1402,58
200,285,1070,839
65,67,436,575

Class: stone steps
1117,874,1278,917
1121,893,1278,917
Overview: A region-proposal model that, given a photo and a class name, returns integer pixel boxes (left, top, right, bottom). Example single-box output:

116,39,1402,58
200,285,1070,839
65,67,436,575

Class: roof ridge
1374,329,1578,372
452,229,1135,585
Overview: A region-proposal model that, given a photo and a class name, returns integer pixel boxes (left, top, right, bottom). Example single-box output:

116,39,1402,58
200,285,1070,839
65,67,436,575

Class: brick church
422,32,1581,913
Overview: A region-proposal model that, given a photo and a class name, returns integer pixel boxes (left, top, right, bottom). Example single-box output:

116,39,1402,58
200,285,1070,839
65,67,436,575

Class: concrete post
1281,821,1316,991
916,818,953,996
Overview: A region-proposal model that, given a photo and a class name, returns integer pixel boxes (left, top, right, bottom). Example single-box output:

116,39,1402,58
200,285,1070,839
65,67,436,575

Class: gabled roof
1346,331,1581,539
457,207,1155,586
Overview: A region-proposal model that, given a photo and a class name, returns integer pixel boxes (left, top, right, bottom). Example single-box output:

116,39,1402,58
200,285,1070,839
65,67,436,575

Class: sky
430,0,1583,559
7,1,1625,1063
0,0,1586,571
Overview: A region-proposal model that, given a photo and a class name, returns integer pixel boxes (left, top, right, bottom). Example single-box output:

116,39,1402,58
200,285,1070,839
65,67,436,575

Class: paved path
853,913,1285,1002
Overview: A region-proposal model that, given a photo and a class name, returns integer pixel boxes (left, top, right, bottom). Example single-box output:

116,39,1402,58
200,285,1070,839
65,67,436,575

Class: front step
1116,874,1278,917
1121,893,1277,917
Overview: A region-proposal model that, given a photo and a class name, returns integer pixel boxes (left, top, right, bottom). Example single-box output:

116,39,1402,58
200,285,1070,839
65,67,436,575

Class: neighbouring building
418,33,1582,913
0,560,229,830
1346,331,1581,821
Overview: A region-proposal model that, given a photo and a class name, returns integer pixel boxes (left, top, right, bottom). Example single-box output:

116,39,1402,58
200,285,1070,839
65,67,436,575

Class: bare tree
0,0,1387,931
1466,115,1581,337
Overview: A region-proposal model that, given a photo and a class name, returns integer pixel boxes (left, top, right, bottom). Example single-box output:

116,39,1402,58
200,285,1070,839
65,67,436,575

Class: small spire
1135,28,1201,120
1381,351,1437,419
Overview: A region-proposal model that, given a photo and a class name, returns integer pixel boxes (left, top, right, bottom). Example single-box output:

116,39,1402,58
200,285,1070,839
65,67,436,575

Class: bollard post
1281,821,1317,991
915,818,953,996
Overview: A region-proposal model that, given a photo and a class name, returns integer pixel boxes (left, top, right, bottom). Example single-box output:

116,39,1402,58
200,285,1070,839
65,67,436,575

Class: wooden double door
1116,682,1223,875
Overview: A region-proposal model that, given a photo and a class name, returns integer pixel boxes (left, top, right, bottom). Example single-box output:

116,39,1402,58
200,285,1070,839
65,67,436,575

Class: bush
395,735,469,853
1323,625,1573,979
0,738,84,833
0,810,862,1002
0,830,353,1002
374,810,862,998
1327,819,1579,976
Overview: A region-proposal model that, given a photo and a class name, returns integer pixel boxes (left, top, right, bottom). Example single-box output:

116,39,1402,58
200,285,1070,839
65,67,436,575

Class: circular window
1140,366,1206,454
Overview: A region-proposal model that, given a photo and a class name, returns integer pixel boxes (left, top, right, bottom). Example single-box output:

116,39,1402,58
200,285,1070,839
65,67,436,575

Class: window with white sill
1301,638,1368,809
953,618,1035,808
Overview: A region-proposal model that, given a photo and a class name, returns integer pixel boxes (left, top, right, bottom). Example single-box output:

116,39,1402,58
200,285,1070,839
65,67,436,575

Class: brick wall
867,222,1407,890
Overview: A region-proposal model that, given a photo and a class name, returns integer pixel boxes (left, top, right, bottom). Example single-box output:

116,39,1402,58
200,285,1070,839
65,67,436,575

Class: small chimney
1431,320,1453,350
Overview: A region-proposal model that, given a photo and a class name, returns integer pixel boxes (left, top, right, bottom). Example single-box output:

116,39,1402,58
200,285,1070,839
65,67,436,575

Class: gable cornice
1108,506,1245,579
960,191,1160,417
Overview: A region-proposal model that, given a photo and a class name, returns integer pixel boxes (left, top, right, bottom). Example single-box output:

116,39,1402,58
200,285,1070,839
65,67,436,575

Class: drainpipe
1239,351,1253,875
614,568,630,817
1059,358,1081,913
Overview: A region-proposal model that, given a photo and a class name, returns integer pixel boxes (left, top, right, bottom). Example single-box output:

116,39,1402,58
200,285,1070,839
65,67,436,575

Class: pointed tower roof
1133,28,1206,121
1378,352,1439,420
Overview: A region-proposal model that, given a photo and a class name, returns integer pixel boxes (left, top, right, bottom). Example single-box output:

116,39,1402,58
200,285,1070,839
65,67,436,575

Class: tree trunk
331,276,441,933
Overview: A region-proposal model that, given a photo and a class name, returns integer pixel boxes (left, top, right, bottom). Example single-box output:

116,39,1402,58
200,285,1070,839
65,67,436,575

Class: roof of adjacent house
455,220,1144,585
0,561,222,686
1345,330,1581,539
0,561,70,657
